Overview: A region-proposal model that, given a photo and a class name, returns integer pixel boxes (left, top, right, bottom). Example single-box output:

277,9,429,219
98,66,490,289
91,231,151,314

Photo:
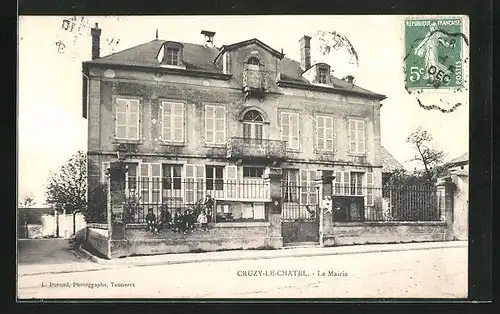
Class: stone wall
102,222,276,258
323,220,447,246
84,226,109,257
451,173,468,240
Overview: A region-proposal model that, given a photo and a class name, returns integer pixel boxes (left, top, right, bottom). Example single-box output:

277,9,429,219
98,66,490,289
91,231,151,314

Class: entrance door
281,183,319,244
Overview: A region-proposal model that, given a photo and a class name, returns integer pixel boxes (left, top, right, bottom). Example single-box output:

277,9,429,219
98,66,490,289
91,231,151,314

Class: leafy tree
86,183,107,223
406,127,448,182
45,151,87,214
20,195,36,208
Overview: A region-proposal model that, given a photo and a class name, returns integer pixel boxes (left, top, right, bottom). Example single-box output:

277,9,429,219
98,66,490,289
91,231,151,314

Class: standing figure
204,195,214,223
197,211,208,232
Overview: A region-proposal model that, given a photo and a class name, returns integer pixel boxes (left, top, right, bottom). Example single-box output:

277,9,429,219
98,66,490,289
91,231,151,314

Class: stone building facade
82,24,386,225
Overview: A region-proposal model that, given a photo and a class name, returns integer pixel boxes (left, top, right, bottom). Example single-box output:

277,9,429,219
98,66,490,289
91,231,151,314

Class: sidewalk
18,240,467,277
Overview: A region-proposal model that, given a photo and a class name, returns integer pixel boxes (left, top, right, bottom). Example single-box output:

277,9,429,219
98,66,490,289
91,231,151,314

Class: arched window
247,57,260,66
242,110,264,142
243,110,263,122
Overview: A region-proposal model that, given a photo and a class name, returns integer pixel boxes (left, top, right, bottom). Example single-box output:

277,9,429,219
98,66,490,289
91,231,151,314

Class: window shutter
357,120,365,154
333,170,341,195
205,105,214,144
139,163,150,203
115,98,127,139
215,106,225,144
243,123,251,139
255,124,263,140
161,102,171,141
343,171,350,195
195,165,205,202
128,99,140,140
309,170,317,204
300,169,308,204
348,120,357,153
101,162,111,184
225,165,238,199
325,117,334,151
185,164,195,204
290,114,299,149
173,103,184,142
317,117,325,151
151,163,162,203
366,172,374,206
281,113,290,145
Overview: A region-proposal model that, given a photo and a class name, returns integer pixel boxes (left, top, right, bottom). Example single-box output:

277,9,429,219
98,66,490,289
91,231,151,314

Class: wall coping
87,223,109,229
125,222,271,229
214,222,270,228
331,221,446,227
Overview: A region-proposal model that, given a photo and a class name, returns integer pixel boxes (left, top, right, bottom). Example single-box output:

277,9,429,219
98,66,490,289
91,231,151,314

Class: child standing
197,211,208,232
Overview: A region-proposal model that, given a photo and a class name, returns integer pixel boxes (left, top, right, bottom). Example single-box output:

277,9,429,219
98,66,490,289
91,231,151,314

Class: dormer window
158,42,184,68
166,47,179,66
318,66,328,84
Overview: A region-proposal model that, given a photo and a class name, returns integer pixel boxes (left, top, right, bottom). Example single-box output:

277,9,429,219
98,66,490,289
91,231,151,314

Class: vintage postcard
17,15,469,299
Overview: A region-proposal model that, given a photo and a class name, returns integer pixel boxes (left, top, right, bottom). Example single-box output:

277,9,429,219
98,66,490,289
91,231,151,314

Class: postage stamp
404,17,466,91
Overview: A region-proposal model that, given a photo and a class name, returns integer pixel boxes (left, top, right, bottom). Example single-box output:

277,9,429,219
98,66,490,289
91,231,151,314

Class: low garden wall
323,212,447,246
84,224,109,258
84,213,282,259
120,222,272,258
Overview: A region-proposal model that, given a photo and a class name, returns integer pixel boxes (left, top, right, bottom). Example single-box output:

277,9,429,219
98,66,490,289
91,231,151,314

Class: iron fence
113,178,270,223
109,178,440,224
280,183,440,222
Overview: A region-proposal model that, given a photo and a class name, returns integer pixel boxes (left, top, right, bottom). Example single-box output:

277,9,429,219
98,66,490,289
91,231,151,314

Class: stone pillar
109,162,127,240
264,167,283,248
436,177,455,241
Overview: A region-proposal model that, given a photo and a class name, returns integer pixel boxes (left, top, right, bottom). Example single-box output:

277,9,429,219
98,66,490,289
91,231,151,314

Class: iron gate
281,184,319,244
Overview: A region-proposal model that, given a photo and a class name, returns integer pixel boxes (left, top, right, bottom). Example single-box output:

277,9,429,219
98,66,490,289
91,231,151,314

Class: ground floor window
206,165,224,191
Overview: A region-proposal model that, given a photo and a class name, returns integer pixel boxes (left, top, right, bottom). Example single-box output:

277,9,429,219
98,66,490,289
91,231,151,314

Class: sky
18,15,469,206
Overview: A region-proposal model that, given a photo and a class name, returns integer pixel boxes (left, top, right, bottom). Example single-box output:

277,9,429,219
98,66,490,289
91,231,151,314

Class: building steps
282,242,321,249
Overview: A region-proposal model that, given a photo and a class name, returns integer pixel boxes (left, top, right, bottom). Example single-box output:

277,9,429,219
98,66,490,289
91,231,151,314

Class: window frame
333,171,366,197
283,169,299,203
317,66,329,84
114,96,142,142
206,165,224,191
348,118,367,155
160,101,185,144
243,167,265,179
204,104,227,146
280,111,300,150
165,47,180,66
316,115,334,152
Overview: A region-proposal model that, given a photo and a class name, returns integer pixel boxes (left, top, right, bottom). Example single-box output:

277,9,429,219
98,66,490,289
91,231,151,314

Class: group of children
145,196,214,235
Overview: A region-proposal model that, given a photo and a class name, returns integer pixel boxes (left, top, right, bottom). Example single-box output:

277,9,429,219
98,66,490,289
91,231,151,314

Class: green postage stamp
404,17,466,90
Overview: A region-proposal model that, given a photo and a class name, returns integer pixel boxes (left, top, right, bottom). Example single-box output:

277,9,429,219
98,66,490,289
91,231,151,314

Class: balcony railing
227,137,287,160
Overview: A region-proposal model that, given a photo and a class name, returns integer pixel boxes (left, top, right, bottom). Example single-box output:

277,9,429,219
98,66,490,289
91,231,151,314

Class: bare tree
20,195,36,208
406,127,447,180
45,151,87,214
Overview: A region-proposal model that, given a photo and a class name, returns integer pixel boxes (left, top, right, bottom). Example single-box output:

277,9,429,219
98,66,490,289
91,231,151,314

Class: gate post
265,167,283,248
436,177,455,241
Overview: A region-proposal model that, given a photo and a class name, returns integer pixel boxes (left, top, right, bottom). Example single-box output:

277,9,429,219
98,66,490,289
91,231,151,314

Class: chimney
299,35,312,71
201,30,216,48
91,23,101,60
343,75,355,84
